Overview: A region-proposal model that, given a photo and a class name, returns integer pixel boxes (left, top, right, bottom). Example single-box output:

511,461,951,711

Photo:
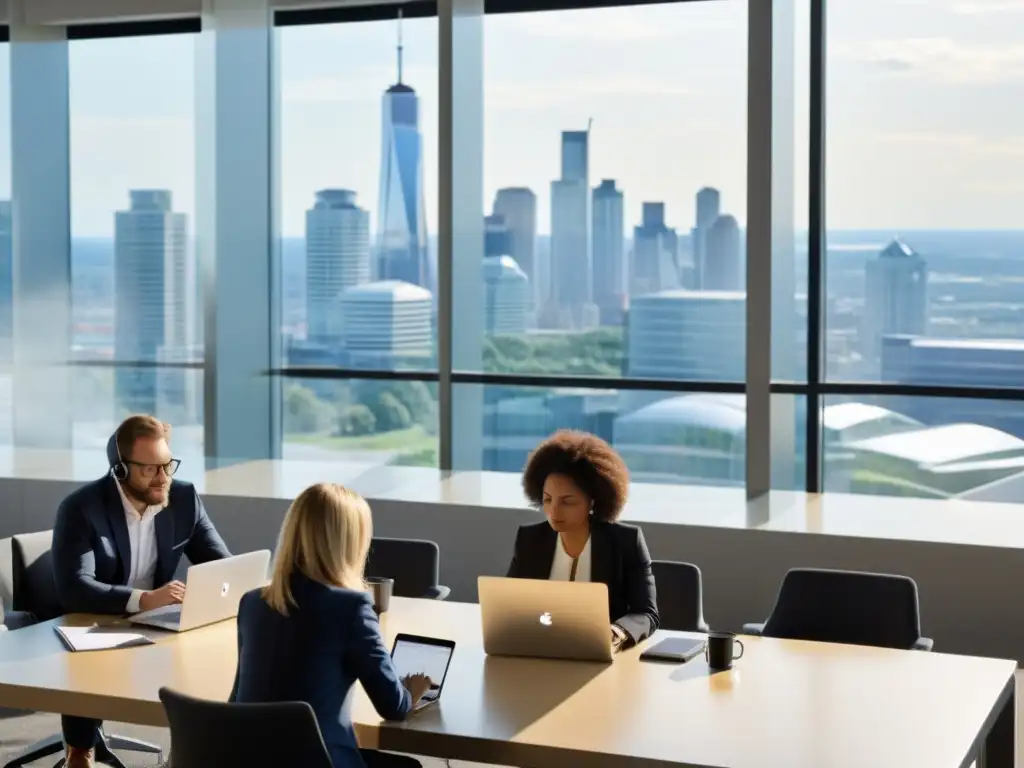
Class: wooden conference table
0,598,1015,768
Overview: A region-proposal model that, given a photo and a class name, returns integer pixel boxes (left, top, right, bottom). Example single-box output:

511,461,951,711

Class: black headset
106,427,129,481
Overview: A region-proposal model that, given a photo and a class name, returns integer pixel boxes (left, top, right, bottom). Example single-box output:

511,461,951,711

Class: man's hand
611,624,628,650
402,673,433,704
139,581,186,612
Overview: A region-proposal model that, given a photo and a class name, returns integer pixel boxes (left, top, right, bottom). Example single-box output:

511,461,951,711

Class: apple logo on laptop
221,583,230,598
539,612,553,627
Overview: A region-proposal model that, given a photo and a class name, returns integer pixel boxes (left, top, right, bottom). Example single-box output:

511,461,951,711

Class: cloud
496,9,679,42
849,37,1024,84
875,131,1024,157
950,0,1024,13
282,67,438,104
487,76,693,110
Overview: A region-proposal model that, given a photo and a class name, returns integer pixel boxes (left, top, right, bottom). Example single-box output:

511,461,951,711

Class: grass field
285,425,438,466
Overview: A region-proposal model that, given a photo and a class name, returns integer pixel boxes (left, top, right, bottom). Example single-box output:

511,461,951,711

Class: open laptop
131,550,271,632
478,576,613,663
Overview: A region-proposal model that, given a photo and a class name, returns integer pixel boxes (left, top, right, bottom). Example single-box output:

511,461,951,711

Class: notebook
54,625,155,652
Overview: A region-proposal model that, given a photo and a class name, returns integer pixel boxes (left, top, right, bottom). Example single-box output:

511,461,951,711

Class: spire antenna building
397,7,404,85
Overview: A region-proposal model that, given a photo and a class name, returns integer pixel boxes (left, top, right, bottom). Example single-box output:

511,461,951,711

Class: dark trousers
359,749,421,768
62,715,101,749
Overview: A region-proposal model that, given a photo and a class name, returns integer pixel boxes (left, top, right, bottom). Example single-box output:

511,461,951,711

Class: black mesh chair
365,538,450,600
651,560,709,633
159,687,334,768
3,531,163,768
742,567,933,651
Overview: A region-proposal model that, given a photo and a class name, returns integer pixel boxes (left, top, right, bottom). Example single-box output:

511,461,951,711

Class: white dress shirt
115,481,163,614
549,535,591,582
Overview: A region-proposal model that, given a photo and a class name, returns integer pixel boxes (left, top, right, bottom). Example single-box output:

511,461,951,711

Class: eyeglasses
126,459,181,478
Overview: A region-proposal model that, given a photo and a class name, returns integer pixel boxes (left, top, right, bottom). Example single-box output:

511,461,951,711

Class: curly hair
522,430,630,522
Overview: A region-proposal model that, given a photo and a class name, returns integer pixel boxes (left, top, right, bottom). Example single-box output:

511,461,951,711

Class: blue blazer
506,520,660,645
231,575,413,768
52,475,231,615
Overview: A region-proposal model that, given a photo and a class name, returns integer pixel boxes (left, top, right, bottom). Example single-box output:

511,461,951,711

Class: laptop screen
390,634,455,707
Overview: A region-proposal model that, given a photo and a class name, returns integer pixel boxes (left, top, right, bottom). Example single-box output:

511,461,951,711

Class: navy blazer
52,475,231,615
230,576,413,768
507,520,659,645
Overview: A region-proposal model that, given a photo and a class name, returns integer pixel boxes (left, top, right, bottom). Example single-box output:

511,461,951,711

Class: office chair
3,531,164,768
742,567,934,650
159,688,334,768
651,560,709,632
366,538,451,600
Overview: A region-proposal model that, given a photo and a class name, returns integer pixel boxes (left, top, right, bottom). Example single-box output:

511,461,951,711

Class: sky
0,0,1020,237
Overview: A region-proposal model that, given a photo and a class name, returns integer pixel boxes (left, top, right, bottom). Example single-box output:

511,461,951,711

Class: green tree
284,384,336,434
373,392,412,432
336,404,376,436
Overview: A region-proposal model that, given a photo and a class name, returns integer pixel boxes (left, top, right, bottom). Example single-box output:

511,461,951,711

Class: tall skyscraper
592,179,625,326
375,17,429,290
114,189,189,414
305,189,371,346
548,129,595,329
692,187,721,288
863,237,929,368
483,255,530,335
631,202,680,297
704,214,742,290
485,214,512,258
0,201,11,362
492,187,537,283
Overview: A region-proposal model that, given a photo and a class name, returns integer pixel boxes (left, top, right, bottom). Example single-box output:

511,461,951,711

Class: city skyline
0,0,1016,237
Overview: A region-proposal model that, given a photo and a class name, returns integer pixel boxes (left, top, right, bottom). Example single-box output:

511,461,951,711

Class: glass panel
823,395,1024,502
453,383,747,485
0,42,10,444
282,377,438,467
473,1,747,380
69,33,200,421
278,16,439,371
70,364,204,458
826,2,1024,383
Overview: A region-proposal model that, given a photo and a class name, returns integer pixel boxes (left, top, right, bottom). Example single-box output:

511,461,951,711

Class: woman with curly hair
506,430,659,649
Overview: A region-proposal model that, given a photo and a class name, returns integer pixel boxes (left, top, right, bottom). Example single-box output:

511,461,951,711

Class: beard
124,479,169,506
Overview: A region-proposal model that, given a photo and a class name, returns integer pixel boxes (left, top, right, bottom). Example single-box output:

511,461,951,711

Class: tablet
390,633,456,710
639,636,706,663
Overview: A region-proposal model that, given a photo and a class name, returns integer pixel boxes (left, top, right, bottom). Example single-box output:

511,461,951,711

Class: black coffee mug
366,576,394,615
706,631,744,671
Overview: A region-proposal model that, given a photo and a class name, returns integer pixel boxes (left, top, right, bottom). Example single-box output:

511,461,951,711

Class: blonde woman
230,483,431,768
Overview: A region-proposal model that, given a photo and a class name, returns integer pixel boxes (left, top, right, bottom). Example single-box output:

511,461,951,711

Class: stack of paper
55,625,155,652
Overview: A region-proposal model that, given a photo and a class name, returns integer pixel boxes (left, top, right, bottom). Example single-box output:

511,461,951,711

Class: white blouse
549,535,592,582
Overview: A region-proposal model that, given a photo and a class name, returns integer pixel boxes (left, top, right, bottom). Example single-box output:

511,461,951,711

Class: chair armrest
424,585,450,601
912,636,934,652
742,622,765,636
3,610,38,631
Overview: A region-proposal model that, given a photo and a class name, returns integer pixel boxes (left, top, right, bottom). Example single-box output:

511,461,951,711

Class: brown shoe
64,745,95,768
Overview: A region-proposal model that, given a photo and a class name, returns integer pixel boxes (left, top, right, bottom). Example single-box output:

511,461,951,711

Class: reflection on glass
454,384,752,486
826,2,1024,384
474,2,747,377
279,17,439,371
69,34,199,430
823,396,1024,503
282,378,438,468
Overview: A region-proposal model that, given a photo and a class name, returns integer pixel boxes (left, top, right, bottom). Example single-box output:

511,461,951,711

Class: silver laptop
131,550,271,632
478,576,613,663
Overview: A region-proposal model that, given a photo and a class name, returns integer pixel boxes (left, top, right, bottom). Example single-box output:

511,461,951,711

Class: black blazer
231,575,413,767
52,475,231,615
506,520,659,645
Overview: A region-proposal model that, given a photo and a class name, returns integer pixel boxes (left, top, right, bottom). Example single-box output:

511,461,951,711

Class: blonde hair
263,483,373,615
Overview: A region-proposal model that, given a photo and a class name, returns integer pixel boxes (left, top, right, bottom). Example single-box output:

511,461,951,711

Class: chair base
3,730,162,768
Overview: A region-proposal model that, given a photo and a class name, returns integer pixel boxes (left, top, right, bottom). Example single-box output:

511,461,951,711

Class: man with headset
52,414,231,768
